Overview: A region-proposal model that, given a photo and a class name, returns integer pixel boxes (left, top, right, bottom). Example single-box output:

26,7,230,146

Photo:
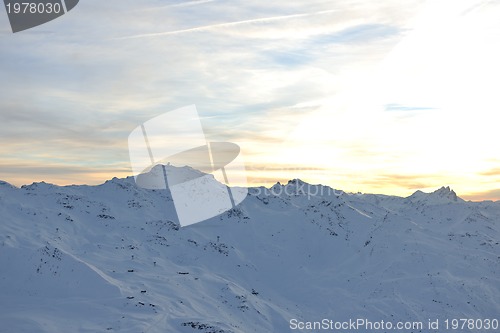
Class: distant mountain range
1,167,499,332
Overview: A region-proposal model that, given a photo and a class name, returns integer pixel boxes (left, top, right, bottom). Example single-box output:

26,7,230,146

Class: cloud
2,0,498,200
384,104,435,112
0,162,130,186
462,189,500,202
479,168,500,177
311,24,400,45
153,0,216,9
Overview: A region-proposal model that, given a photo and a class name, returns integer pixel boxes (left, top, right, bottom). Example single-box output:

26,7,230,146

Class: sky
0,0,499,200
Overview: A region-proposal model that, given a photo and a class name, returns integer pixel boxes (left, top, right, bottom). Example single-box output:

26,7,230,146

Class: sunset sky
0,0,499,200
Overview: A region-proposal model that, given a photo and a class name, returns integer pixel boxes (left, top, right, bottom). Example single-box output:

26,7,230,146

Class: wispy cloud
479,168,500,177
462,189,500,202
0,162,130,186
384,104,435,112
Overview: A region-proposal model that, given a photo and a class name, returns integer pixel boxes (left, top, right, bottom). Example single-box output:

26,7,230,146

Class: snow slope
0,169,499,332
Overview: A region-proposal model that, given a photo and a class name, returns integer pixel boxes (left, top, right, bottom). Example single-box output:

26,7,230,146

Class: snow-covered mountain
0,167,499,333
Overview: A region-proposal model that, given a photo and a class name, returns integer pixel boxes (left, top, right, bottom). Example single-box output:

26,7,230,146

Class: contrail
168,0,215,7
116,9,337,40
141,0,216,11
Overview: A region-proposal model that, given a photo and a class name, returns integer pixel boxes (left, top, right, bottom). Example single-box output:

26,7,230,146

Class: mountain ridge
0,167,499,332
0,164,484,203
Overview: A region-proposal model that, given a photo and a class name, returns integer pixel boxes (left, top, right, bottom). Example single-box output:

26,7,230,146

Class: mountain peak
0,180,16,190
133,164,211,189
409,186,462,203
432,186,458,200
287,178,308,186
